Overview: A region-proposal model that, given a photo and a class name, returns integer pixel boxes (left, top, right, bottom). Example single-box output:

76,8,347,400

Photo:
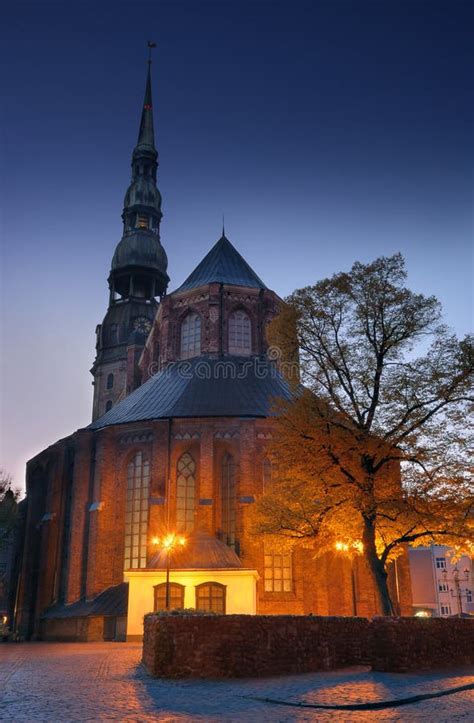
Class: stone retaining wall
143,614,474,678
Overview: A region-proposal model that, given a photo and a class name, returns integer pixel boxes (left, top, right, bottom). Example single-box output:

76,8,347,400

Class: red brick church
15,61,412,641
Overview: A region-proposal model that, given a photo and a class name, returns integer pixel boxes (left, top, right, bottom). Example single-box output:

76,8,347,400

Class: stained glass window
124,451,150,569
221,453,237,549
181,312,201,359
176,452,196,532
228,310,251,355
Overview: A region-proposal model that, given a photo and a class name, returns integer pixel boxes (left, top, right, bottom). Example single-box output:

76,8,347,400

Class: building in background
409,545,473,617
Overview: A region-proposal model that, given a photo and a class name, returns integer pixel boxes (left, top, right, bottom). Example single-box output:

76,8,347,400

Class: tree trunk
362,516,394,616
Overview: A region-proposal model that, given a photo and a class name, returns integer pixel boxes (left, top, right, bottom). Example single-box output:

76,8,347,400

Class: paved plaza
0,642,473,721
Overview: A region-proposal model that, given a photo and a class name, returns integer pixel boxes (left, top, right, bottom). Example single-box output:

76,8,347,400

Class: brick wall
370,617,474,672
143,614,371,678
143,614,474,678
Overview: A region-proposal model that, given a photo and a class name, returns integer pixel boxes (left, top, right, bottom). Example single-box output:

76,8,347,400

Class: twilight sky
1,1,472,490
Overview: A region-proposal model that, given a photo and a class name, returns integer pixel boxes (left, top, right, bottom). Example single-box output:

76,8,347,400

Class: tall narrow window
264,550,293,592
228,310,251,355
176,452,196,532
262,458,272,490
124,451,150,569
107,373,114,390
221,453,237,549
154,582,185,611
137,214,148,229
105,400,113,413
180,312,201,359
195,582,226,613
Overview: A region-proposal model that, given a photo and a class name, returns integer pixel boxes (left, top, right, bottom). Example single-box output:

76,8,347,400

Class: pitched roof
173,235,267,293
148,529,243,570
89,355,293,430
41,583,128,619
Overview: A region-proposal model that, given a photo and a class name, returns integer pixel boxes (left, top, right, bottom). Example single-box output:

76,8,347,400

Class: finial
147,40,156,65
222,214,225,237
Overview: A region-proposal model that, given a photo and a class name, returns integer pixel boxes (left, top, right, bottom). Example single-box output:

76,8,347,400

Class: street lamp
442,566,470,616
151,533,186,610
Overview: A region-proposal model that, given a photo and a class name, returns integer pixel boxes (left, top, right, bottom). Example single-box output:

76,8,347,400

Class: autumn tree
254,254,473,615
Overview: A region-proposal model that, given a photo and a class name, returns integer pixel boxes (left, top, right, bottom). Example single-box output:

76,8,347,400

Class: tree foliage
255,254,473,614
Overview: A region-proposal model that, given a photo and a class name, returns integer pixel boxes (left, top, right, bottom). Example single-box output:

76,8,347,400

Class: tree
254,254,474,615
0,469,19,551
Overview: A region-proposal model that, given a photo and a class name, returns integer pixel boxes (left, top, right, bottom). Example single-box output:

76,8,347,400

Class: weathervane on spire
147,40,157,65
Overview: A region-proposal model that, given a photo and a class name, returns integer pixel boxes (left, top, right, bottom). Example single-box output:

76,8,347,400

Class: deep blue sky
1,1,473,489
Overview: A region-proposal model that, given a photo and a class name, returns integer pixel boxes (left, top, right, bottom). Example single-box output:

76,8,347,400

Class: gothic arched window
180,312,201,359
154,582,185,611
176,452,196,532
228,310,251,355
221,453,237,549
195,582,226,613
107,373,114,390
124,451,150,570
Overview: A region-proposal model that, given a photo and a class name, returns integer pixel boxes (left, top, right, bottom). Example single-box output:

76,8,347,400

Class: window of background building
221,453,237,549
195,582,226,613
176,452,196,532
107,373,114,389
228,310,251,355
124,451,150,569
440,604,451,615
264,551,292,592
438,583,449,592
180,312,201,359
436,557,447,569
154,583,184,611
467,590,472,603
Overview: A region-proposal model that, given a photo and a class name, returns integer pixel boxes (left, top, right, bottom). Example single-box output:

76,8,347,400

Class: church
15,60,412,641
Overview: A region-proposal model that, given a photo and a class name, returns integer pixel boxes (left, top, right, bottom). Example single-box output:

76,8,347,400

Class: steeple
109,47,169,302
91,47,169,421
135,61,155,155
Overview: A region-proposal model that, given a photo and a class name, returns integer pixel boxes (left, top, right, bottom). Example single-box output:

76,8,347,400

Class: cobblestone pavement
0,642,473,721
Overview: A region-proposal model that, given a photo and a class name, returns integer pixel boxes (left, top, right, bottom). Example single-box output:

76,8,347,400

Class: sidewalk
0,642,473,721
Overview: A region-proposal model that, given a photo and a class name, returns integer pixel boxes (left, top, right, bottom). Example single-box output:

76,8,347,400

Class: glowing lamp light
415,610,430,618
150,533,187,550
335,540,364,553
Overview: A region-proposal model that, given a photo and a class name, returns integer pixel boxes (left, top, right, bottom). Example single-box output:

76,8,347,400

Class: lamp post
442,566,470,616
152,533,186,610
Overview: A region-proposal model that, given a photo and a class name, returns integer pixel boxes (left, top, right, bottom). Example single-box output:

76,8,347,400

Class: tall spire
135,42,157,156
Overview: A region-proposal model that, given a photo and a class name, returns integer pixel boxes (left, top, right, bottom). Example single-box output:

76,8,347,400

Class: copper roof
89,354,293,430
173,235,267,293
147,529,243,570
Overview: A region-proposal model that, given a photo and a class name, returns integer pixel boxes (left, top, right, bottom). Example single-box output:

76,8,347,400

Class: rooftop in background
173,235,267,293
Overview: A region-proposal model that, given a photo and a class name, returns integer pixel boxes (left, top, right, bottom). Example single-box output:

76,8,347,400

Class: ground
0,643,473,721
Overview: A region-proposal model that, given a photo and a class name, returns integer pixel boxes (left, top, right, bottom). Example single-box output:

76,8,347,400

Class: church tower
91,56,169,421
